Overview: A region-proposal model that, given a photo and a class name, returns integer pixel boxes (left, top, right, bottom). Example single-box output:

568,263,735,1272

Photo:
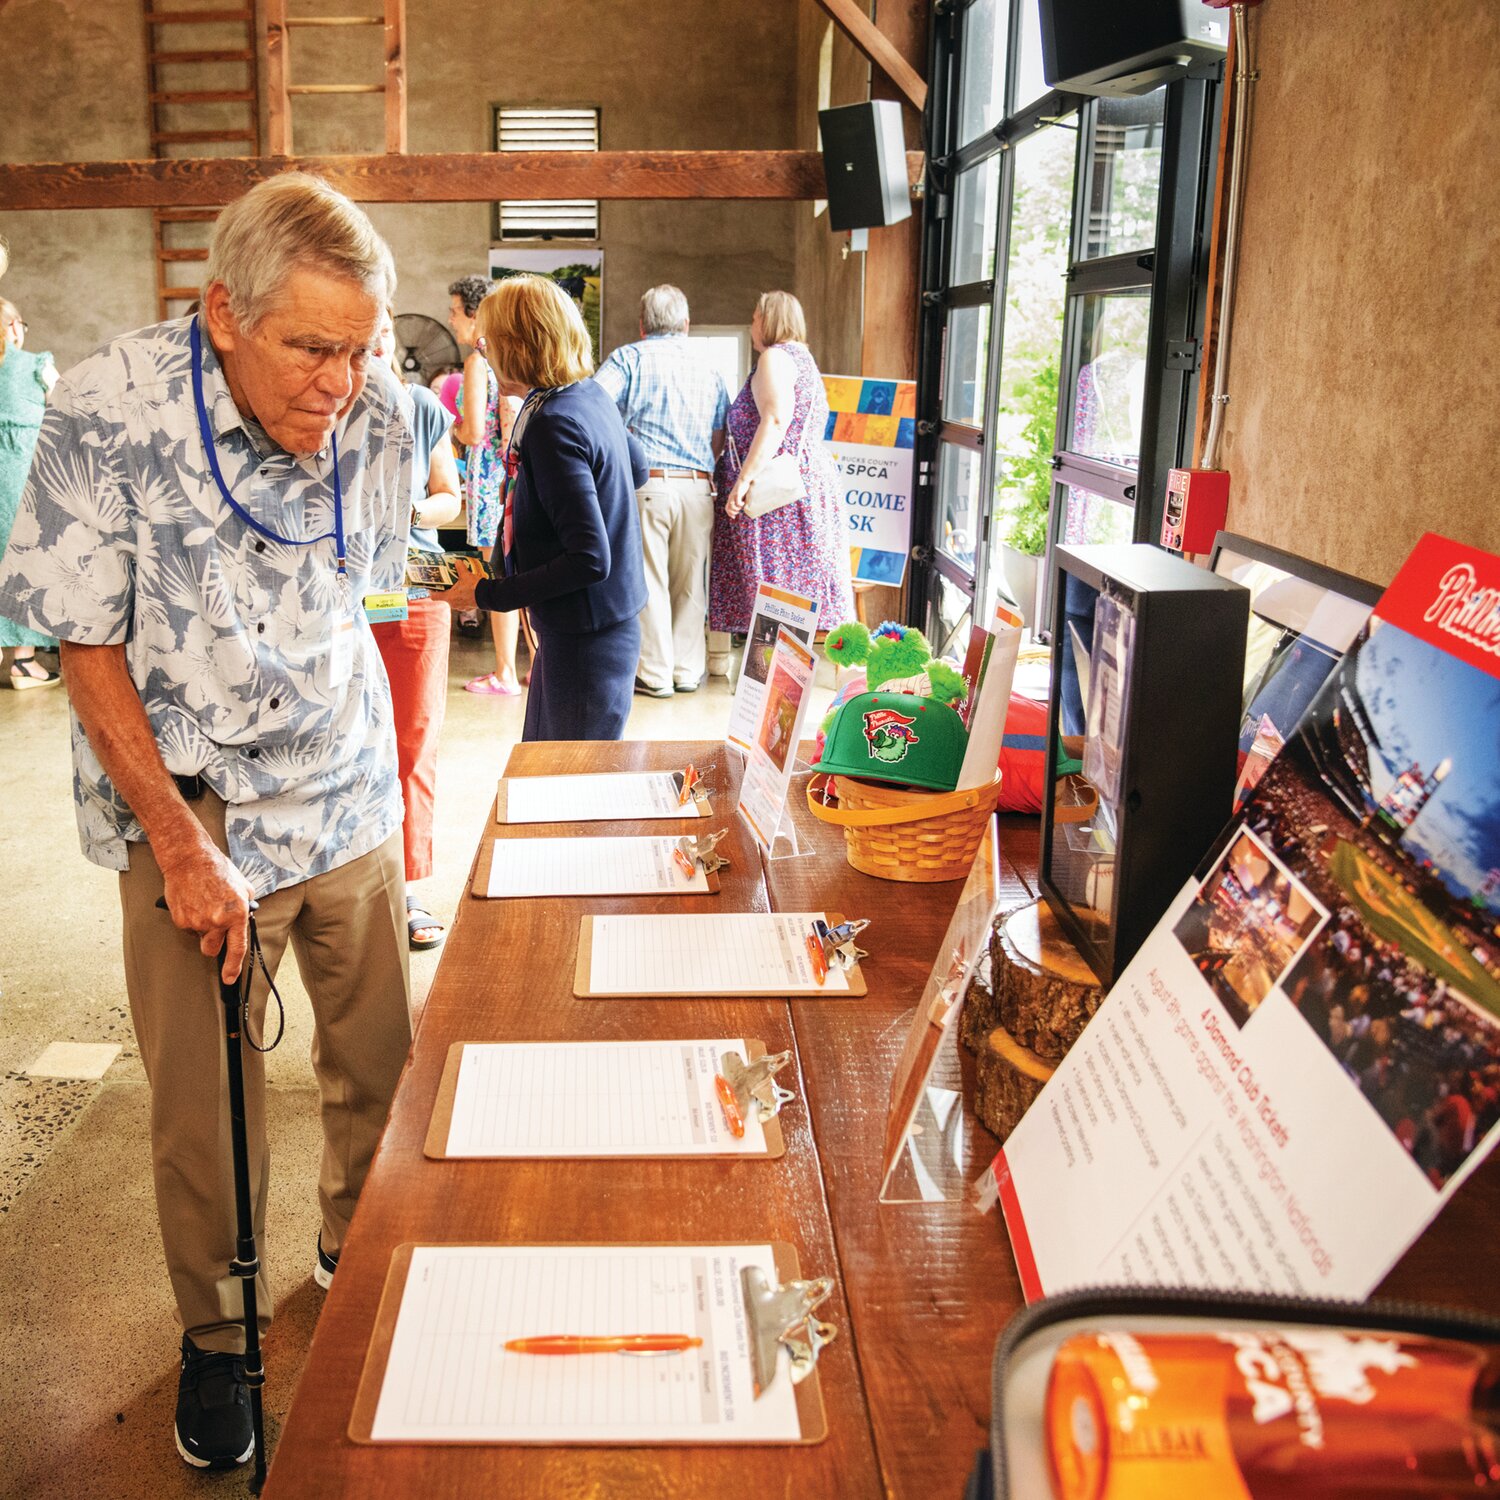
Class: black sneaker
314,1234,338,1290
175,1335,253,1470
633,676,673,699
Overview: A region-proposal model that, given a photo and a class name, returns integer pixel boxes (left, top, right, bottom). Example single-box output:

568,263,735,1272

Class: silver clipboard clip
741,1264,837,1398
672,765,710,806
814,917,869,973
718,1047,794,1122
677,828,731,876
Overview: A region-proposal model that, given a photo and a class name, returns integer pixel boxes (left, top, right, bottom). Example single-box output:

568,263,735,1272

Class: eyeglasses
7,319,25,333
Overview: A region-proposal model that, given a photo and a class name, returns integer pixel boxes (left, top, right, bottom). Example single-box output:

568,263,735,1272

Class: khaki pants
635,474,713,692
119,791,412,1354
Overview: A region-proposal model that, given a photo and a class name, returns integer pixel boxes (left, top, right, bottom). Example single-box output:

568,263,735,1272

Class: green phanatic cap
816,691,969,793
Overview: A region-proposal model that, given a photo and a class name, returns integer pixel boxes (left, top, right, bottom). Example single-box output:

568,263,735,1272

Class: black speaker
1038,0,1229,97
818,101,912,233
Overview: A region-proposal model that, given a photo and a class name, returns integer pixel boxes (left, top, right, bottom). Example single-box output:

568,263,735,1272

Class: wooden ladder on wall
141,3,262,321
264,0,407,156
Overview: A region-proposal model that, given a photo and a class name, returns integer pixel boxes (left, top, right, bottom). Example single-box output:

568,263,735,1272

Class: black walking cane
220,921,269,1493
159,896,283,1491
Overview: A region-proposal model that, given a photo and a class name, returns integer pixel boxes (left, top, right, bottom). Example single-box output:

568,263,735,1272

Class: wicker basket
806,770,1003,883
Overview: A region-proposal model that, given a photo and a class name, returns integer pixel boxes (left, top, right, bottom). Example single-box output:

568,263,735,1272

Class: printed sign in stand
879,819,1005,1202
993,533,1500,1304
738,628,820,861
823,376,916,587
726,583,820,756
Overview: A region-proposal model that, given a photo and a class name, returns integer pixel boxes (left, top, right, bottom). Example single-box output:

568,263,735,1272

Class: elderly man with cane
0,173,415,1474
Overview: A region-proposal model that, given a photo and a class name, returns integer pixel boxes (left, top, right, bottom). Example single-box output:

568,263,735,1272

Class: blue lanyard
190,317,346,577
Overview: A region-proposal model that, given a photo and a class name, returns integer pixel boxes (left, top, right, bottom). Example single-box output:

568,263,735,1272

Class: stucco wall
0,0,155,369
0,0,813,369
1216,0,1500,586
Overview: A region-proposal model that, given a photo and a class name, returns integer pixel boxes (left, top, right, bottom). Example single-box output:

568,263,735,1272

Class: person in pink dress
709,291,854,632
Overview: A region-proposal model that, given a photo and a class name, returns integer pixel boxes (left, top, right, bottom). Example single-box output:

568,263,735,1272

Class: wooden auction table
264,738,1500,1497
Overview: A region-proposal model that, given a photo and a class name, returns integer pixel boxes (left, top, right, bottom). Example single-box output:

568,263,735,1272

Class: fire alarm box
1161,466,1230,553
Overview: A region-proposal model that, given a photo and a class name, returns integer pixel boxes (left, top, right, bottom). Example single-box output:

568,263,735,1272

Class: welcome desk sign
823,375,915,588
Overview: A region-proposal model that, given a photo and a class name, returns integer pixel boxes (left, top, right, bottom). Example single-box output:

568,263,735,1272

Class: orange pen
804,925,829,986
504,1334,703,1355
677,763,700,806
672,846,696,880
714,1073,746,1138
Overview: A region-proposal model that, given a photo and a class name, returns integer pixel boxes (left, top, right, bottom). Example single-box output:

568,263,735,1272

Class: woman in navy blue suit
445,275,647,741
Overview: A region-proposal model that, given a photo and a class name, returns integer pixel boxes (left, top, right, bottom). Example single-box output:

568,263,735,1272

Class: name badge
364,589,409,624
328,617,355,688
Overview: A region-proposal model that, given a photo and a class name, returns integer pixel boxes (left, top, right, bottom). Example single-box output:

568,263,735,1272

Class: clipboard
494,770,714,824
423,1039,787,1160
472,837,723,900
348,1241,829,1446
573,912,869,999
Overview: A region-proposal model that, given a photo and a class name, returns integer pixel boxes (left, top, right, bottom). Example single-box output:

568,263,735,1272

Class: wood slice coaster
975,1022,1054,1142
991,899,1102,1060
963,899,1105,1139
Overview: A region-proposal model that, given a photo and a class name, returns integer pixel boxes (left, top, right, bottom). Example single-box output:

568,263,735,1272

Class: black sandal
405,895,446,951
10,658,60,690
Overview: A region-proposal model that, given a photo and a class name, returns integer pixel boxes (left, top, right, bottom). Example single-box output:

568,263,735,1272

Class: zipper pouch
974,1286,1500,1500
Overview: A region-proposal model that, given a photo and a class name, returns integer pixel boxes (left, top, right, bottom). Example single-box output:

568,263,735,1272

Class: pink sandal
465,672,521,696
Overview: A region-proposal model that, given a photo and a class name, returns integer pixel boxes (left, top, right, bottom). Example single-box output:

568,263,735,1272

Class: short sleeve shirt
0,315,414,896
592,334,729,474
404,382,452,550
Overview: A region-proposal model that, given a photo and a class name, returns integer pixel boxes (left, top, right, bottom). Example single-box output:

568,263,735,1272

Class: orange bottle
1045,1328,1500,1499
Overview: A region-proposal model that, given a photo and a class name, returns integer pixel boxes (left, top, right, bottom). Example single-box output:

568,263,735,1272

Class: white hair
205,172,396,331
640,284,690,336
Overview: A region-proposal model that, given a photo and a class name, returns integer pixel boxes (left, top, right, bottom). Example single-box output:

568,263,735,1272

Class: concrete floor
0,631,801,1499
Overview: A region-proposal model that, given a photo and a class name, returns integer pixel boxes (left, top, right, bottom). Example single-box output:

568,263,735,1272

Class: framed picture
1208,532,1382,811
486,248,603,364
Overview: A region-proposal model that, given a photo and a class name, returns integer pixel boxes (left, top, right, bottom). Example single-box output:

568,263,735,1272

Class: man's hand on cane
160,840,256,983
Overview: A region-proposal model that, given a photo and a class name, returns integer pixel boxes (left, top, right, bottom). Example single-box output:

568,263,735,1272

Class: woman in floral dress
448,275,522,694
710,291,854,633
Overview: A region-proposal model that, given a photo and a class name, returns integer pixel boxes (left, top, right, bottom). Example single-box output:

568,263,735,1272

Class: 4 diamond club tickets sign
995,533,1500,1304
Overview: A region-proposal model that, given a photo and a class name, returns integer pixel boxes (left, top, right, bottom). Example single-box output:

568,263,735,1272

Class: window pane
1014,0,1048,112
943,304,992,426
989,124,1076,554
933,572,976,661
1060,483,1135,547
958,0,1007,146
1069,290,1150,465
1085,90,1166,258
951,158,1001,285
937,443,981,573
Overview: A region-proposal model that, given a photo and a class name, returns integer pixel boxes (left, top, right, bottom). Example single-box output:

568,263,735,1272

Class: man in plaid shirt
594,285,729,696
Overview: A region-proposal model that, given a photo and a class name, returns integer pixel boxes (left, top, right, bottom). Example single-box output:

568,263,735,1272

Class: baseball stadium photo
1237,616,1500,1188
1174,827,1328,1027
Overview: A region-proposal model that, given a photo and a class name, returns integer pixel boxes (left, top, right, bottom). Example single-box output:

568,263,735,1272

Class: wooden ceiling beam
811,0,928,114
0,149,925,211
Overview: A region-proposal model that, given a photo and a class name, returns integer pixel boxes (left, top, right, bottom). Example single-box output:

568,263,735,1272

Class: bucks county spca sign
822,376,916,587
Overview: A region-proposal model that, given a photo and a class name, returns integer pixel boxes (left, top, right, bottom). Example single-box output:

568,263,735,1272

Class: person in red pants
371,310,462,949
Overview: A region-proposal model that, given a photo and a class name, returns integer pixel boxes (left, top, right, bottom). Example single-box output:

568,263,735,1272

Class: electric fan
392,313,461,384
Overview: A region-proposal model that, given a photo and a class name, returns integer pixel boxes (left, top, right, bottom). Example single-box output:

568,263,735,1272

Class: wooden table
265,737,1500,1497
265,740,884,1497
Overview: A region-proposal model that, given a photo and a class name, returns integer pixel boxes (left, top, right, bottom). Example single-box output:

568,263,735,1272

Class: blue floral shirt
0,315,413,896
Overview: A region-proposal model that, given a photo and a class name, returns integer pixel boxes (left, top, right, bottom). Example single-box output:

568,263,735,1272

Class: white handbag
726,428,806,519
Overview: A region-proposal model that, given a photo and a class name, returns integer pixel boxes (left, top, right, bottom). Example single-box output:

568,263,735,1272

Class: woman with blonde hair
710,290,854,633
0,297,60,687
443,275,648,740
